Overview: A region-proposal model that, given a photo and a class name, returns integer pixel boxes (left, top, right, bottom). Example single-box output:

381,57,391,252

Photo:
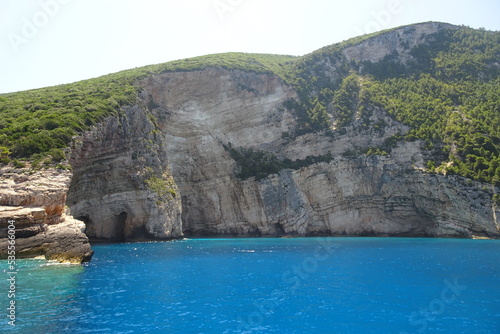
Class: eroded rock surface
0,168,93,263
138,68,499,238
2,23,498,264
67,105,182,241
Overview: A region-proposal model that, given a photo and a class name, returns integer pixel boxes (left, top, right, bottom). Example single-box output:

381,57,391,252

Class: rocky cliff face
0,168,93,263
342,21,451,64
67,105,182,241
63,22,499,241
137,70,499,238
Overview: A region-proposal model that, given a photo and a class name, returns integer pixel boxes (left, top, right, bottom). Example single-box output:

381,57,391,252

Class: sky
0,0,499,94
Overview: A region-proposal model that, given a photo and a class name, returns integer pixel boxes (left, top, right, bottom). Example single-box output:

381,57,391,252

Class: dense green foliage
157,53,296,82
359,27,500,81
0,72,141,161
331,74,361,128
359,31,500,184
282,24,500,185
224,143,333,180
1,23,499,185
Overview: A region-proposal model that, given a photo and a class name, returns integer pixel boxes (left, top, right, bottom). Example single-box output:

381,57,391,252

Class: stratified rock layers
47,22,500,242
67,58,499,240
67,105,182,241
0,168,93,263
138,68,499,238
2,22,498,264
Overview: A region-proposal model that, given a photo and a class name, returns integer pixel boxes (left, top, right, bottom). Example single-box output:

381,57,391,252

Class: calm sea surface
1,237,499,333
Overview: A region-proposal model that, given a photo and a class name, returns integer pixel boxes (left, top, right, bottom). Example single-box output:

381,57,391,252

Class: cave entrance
77,215,92,236
116,212,128,241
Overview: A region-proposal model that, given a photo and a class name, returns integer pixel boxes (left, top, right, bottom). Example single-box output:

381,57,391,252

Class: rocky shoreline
0,167,93,263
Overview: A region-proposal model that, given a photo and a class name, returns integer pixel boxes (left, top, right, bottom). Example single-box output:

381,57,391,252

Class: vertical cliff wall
134,69,499,239
1,22,498,265
67,105,182,241
65,22,499,240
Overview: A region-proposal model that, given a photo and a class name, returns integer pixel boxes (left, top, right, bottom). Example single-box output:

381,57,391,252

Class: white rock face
342,22,455,64
136,68,499,238
65,22,499,240
67,105,182,241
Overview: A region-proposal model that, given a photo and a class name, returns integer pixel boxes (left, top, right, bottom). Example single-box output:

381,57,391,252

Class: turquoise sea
1,237,499,333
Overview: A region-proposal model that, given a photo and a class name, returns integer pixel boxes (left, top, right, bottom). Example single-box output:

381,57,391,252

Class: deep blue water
1,237,499,333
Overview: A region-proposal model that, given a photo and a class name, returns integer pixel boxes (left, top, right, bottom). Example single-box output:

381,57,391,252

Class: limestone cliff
67,53,499,239
67,105,182,241
132,68,499,238
4,22,497,254
0,168,93,263
342,21,450,64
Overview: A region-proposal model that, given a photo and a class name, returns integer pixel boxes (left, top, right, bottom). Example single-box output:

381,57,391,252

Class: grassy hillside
0,22,499,185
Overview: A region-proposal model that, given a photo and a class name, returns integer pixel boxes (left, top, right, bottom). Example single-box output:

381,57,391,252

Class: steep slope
0,22,499,251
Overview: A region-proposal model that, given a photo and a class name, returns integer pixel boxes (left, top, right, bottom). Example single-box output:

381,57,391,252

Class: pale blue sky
1,0,499,93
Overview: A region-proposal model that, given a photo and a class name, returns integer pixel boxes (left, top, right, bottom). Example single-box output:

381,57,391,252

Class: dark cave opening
116,212,128,241
77,215,91,234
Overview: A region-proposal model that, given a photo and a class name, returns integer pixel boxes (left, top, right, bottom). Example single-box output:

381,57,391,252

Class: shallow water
1,237,499,333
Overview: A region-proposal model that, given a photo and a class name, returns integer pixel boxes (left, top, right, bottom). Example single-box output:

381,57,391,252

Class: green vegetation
145,176,177,199
0,73,139,160
363,72,500,184
358,26,500,81
365,147,390,156
494,194,500,206
142,166,177,201
157,53,296,82
0,23,498,186
282,24,500,185
225,145,284,180
224,143,333,180
331,74,361,128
